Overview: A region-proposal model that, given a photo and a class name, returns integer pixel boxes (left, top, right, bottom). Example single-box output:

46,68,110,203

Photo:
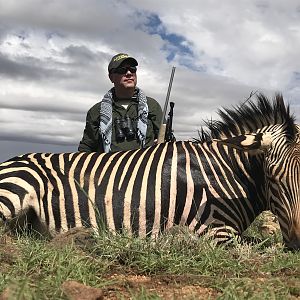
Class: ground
1,211,299,300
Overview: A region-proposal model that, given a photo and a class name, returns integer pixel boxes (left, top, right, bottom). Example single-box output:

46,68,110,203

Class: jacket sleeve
78,106,104,153
147,97,163,139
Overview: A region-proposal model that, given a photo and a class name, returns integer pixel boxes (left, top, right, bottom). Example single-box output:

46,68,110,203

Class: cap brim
122,57,138,67
108,55,138,72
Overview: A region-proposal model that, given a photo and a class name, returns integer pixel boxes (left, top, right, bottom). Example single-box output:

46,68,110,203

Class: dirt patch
59,276,218,300
61,280,103,300
103,274,219,299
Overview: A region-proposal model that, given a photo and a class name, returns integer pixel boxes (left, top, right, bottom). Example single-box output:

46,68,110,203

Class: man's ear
109,73,114,83
216,132,272,151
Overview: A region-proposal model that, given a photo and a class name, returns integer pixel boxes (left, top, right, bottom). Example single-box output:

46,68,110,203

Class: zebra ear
217,132,272,151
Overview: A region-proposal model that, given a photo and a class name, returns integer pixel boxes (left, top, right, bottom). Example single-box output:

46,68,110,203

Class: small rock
50,228,95,250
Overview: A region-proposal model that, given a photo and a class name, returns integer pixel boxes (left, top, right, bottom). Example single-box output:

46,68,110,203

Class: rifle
165,101,176,142
157,66,176,143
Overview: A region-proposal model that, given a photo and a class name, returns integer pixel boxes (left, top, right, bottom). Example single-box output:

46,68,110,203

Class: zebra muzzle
287,222,300,250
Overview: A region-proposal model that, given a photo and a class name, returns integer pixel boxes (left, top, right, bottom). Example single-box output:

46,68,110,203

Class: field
0,212,300,300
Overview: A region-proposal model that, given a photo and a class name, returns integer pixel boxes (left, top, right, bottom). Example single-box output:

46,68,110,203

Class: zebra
0,93,299,249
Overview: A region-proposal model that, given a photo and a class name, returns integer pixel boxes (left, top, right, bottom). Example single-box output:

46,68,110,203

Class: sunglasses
112,66,137,75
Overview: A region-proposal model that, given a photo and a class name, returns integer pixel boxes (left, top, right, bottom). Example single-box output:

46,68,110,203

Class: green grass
0,216,300,299
0,236,111,299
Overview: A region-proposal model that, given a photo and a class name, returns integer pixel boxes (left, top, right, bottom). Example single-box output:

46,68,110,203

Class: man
78,53,163,153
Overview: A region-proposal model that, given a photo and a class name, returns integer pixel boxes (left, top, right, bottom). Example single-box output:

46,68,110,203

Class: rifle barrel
162,66,176,124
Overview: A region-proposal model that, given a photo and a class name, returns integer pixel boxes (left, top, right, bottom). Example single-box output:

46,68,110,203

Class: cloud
0,0,300,162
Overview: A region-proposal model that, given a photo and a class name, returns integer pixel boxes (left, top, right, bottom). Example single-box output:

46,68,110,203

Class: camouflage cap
108,53,138,73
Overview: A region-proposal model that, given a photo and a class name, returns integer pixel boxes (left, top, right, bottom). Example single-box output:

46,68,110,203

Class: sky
0,0,300,162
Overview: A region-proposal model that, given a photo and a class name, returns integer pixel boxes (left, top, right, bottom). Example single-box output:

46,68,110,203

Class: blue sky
0,0,300,162
142,12,194,64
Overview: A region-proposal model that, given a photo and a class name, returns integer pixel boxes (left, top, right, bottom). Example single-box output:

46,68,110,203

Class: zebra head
204,93,300,249
264,122,300,250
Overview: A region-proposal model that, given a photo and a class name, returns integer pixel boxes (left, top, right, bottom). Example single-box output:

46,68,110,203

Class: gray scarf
99,88,148,153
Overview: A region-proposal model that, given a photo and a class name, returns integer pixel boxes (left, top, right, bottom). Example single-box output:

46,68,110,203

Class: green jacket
78,94,162,153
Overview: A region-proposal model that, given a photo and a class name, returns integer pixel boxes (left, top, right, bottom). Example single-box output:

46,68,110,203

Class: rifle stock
157,124,166,144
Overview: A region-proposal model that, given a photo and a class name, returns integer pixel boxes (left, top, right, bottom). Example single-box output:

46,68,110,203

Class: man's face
109,63,137,90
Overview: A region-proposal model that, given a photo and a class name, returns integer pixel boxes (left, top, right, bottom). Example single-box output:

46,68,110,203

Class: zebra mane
197,93,296,142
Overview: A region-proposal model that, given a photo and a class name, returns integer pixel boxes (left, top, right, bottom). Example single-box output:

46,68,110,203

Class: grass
0,214,300,299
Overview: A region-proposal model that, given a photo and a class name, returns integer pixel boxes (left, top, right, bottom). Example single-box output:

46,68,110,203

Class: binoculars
114,116,136,141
